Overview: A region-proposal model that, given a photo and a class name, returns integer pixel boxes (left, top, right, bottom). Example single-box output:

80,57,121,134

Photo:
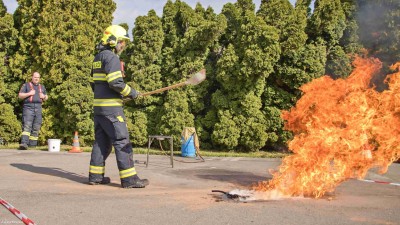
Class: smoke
356,0,399,91
357,0,400,65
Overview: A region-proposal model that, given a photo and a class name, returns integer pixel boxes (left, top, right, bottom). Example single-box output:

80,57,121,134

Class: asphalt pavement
0,149,399,225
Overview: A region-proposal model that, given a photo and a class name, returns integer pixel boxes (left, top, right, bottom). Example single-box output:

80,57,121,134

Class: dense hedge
0,0,398,151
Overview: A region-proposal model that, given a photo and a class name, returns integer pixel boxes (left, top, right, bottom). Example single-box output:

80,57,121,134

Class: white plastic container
48,139,61,152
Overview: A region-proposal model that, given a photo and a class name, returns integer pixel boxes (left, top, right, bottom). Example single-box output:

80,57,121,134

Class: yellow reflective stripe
29,136,38,140
120,85,131,97
106,71,122,82
22,132,30,136
93,73,107,81
119,167,137,179
93,99,123,107
89,165,105,174
93,61,101,69
116,116,124,122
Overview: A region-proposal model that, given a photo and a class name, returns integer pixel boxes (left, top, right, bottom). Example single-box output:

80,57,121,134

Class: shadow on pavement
10,163,123,188
10,163,88,184
173,168,270,187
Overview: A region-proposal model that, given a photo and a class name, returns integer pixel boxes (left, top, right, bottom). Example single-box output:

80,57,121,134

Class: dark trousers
20,105,42,146
89,114,136,184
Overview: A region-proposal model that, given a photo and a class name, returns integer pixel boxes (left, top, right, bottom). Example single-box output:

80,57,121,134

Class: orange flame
254,56,400,198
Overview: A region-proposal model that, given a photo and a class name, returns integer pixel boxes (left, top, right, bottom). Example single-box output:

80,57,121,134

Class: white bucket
48,139,61,152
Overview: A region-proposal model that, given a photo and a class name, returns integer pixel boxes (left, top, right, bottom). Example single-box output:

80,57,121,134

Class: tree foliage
307,0,351,79
210,0,280,151
0,0,20,143
256,0,326,149
1,0,397,151
155,0,226,146
357,0,400,65
124,10,164,146
7,0,115,145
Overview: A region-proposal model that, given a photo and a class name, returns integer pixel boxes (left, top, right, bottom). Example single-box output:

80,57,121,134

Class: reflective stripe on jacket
92,49,136,115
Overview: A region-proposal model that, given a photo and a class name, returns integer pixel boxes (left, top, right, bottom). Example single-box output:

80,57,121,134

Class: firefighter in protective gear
18,72,48,150
88,25,149,188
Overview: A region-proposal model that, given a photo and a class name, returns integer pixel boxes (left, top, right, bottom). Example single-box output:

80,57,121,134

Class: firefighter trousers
20,104,42,147
89,114,138,185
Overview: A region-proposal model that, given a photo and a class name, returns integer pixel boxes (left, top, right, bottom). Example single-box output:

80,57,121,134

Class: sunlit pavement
0,149,399,225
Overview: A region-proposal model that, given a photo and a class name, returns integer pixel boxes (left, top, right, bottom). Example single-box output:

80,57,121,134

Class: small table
146,135,174,168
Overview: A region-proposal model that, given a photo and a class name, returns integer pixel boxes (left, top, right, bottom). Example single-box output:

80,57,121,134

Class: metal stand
146,135,174,168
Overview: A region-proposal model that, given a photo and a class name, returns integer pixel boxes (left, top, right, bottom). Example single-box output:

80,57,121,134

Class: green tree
340,0,361,55
357,0,400,65
157,0,226,146
160,0,178,80
9,0,115,145
5,0,42,123
0,1,5,16
0,0,20,143
307,0,351,79
40,0,115,145
259,1,328,91
195,6,225,149
296,0,313,17
211,0,280,151
256,0,327,149
124,10,164,146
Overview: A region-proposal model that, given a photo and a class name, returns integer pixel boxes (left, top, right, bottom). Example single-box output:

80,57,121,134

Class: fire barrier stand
147,135,174,168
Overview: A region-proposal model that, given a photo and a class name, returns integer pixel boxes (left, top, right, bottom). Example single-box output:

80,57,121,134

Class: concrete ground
0,149,399,225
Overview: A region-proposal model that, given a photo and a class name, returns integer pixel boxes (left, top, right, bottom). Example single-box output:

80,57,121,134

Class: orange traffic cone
69,131,82,153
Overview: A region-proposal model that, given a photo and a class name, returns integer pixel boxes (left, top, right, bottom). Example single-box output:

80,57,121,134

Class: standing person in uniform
18,72,48,150
89,25,149,188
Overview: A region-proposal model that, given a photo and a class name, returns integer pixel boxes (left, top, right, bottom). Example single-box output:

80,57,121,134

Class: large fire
254,56,400,198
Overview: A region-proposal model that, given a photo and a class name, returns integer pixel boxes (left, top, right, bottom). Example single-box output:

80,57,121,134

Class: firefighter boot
18,143,28,150
89,177,111,185
122,176,149,188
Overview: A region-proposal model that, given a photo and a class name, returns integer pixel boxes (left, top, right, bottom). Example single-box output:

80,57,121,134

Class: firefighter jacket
19,82,47,106
91,46,138,115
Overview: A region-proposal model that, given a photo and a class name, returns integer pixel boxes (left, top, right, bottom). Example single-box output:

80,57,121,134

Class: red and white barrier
358,179,400,187
0,197,36,225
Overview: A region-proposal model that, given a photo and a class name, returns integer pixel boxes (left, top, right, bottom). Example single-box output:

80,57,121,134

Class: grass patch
0,143,289,158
